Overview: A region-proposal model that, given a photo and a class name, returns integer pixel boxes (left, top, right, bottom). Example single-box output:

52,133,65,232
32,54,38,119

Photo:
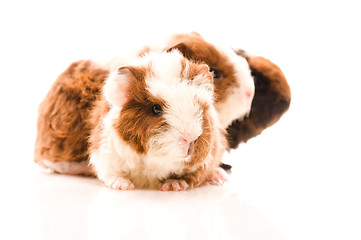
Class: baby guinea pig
88,50,228,190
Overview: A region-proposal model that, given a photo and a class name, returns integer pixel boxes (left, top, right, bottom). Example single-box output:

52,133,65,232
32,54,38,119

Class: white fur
90,51,215,189
214,45,255,128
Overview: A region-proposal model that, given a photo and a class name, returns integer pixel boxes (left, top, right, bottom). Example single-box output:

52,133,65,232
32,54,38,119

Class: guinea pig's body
35,50,227,190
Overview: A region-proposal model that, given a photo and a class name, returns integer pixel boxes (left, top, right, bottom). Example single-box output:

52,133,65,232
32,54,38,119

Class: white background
0,0,360,240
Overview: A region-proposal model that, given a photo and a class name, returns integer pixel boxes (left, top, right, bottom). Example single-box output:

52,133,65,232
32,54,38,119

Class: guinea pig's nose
246,90,253,98
181,133,198,145
180,133,198,157
180,137,190,145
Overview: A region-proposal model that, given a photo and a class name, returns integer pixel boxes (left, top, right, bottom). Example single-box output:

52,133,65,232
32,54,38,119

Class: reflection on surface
33,173,284,240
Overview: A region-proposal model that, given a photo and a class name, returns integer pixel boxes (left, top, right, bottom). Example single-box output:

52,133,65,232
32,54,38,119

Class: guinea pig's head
103,50,215,163
166,32,255,128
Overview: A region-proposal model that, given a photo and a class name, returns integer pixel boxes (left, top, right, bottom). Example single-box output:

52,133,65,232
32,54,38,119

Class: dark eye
209,68,221,79
152,104,162,116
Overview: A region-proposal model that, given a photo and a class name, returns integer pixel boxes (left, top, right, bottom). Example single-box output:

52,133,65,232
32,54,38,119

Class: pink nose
181,133,197,144
180,133,198,157
181,137,191,144
245,90,253,98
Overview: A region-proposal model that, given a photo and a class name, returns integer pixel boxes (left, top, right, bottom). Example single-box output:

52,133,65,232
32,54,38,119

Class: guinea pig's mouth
188,140,196,155
182,139,197,158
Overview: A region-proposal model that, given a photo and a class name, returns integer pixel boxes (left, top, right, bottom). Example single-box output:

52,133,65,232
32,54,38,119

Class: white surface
1,1,360,240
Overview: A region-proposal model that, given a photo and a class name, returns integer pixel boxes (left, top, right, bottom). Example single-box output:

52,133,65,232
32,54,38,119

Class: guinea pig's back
34,60,108,174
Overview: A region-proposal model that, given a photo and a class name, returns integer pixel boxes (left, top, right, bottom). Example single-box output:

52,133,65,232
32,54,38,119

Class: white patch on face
214,46,255,128
144,51,214,159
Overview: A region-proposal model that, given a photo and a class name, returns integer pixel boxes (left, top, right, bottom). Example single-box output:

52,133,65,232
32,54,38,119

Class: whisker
198,137,210,146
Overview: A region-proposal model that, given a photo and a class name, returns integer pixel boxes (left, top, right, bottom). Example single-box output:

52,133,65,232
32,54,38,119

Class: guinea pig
35,50,228,190
89,50,227,190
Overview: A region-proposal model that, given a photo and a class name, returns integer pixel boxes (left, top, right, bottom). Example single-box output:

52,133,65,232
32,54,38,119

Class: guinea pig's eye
152,104,163,116
209,68,221,79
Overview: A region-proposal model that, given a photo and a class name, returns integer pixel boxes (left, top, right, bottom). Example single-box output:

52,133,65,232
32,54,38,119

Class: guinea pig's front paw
159,179,189,191
106,177,135,190
204,167,228,186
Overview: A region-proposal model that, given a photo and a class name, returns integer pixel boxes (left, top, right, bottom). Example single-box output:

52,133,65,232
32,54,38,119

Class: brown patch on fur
249,57,291,100
168,43,195,60
186,108,213,169
119,66,147,83
166,33,238,103
113,66,168,154
227,55,291,148
34,60,109,165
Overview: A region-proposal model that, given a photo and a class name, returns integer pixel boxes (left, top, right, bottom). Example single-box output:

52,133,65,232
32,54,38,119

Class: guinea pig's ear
233,48,250,60
167,43,194,60
103,66,142,107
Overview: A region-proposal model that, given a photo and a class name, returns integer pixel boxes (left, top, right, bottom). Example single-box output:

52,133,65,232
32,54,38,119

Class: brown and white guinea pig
142,32,290,149
35,50,228,190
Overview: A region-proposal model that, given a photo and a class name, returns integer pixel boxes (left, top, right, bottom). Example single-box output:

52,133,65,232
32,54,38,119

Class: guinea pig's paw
106,177,135,191
204,167,229,186
159,179,189,191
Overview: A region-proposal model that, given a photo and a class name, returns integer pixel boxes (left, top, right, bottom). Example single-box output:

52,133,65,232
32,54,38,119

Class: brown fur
34,60,108,166
114,66,168,154
165,33,238,103
226,54,291,148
